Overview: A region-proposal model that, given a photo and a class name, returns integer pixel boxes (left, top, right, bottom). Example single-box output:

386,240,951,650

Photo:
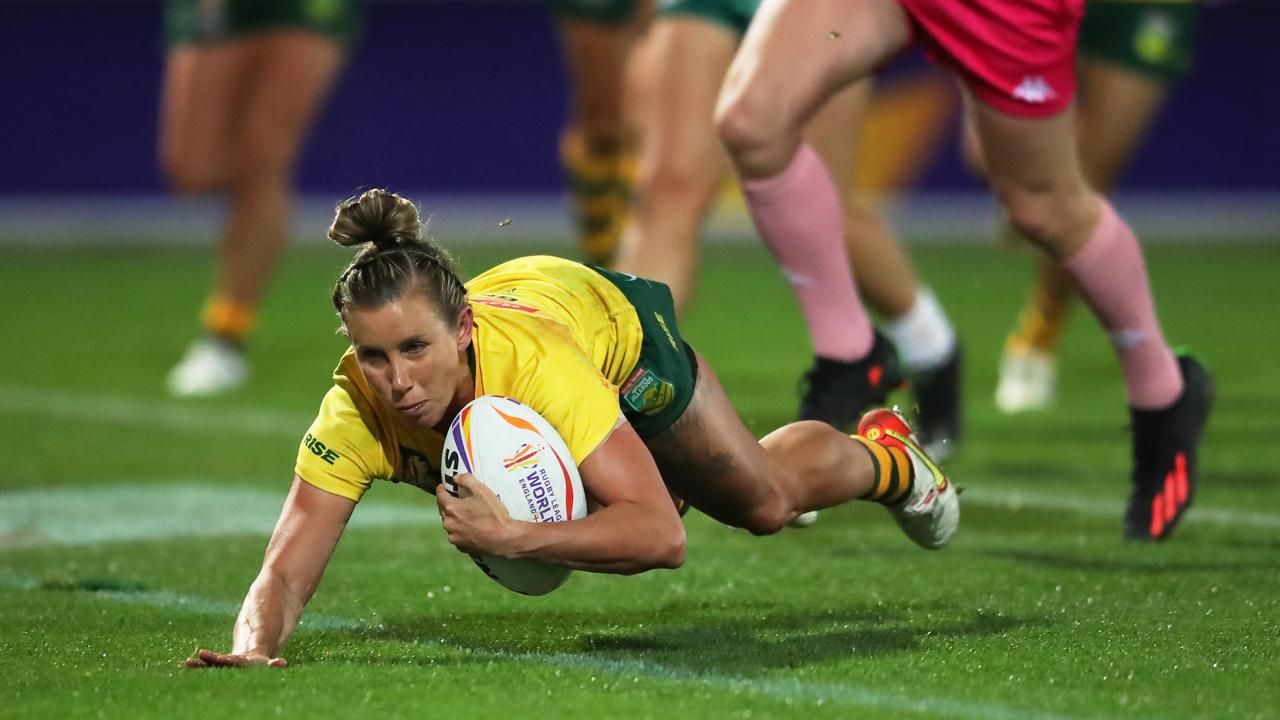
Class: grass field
2,239,1278,719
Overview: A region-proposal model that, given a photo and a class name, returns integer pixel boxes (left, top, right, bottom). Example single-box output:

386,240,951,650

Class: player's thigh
717,0,909,145
1075,60,1169,191
159,43,251,191
968,97,1097,254
644,352,793,533
236,31,344,173
637,18,738,196
556,2,652,144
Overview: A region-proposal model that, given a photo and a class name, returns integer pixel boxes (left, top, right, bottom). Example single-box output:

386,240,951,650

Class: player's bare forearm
231,569,304,658
185,477,353,668
504,498,685,573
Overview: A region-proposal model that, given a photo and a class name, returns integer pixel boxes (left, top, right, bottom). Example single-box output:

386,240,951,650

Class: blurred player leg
611,16,739,313
163,1,348,397
971,97,1209,541
995,0,1193,414
160,38,255,397
716,0,914,432
806,79,962,457
554,1,652,265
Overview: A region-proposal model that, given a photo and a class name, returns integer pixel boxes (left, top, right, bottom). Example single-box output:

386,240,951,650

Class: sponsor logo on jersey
1012,76,1056,104
1136,10,1177,65
303,433,340,465
471,296,539,313
653,311,679,351
398,446,440,493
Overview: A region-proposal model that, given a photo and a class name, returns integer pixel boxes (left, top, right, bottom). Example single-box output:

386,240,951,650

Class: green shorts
1079,0,1199,82
656,0,761,36
546,0,639,24
591,266,698,439
166,0,361,47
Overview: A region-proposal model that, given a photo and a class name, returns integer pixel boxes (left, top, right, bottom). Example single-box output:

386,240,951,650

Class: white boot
167,337,248,397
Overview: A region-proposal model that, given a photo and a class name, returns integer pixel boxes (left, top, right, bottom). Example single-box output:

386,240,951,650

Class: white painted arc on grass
963,488,1280,529
0,569,1095,720
0,483,438,549
0,384,312,438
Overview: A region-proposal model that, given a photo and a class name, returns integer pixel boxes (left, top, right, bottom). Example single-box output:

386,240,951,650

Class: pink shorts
898,0,1085,118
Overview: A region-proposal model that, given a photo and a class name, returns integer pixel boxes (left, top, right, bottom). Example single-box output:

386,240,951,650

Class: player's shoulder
469,254,580,286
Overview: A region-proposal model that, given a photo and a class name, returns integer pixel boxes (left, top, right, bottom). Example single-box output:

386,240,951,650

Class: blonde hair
329,189,467,323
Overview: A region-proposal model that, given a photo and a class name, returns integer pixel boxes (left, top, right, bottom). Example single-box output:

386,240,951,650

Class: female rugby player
614,0,961,452
712,0,1212,541
185,189,957,668
163,0,355,396
987,0,1202,413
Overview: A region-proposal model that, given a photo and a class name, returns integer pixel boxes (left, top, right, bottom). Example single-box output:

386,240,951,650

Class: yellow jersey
295,256,645,502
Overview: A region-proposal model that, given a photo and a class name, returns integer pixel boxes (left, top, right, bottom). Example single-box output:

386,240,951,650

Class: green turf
2,239,1278,719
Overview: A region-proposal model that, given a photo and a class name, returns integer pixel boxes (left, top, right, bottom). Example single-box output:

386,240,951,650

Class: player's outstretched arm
185,475,356,668
437,418,685,575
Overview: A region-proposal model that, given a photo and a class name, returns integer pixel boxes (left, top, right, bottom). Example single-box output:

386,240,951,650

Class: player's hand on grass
437,472,516,557
184,648,287,669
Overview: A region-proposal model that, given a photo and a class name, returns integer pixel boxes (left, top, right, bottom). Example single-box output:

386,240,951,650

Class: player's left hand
437,473,516,557
183,648,287,669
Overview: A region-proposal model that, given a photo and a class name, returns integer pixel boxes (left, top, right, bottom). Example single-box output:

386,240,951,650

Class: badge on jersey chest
397,446,441,492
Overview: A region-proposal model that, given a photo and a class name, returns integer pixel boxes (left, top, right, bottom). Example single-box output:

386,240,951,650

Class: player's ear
455,304,474,352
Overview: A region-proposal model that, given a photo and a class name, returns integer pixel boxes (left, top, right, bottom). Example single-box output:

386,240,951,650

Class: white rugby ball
440,395,587,596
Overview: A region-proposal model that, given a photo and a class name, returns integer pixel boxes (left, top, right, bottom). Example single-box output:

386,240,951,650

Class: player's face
344,292,473,431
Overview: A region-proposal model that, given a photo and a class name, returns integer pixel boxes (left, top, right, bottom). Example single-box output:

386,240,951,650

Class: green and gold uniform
546,0,639,24
1080,0,1199,81
656,0,1198,80
166,0,361,47
296,256,695,503
656,0,759,36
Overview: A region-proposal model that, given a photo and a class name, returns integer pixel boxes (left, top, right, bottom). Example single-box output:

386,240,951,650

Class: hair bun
328,189,423,249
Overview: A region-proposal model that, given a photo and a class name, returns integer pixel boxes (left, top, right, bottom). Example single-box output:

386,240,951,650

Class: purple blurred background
3,0,1276,196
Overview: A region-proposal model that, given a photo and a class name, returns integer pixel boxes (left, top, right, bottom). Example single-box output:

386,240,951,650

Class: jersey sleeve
295,384,394,502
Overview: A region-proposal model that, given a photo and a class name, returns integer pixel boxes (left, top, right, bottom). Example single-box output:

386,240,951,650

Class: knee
161,150,223,197
713,88,773,163
739,495,793,536
1002,190,1058,245
999,186,1097,253
636,148,718,206
226,134,295,189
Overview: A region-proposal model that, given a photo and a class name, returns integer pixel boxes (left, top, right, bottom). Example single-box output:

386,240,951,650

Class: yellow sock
1008,262,1075,353
200,296,256,344
560,131,633,266
852,435,914,505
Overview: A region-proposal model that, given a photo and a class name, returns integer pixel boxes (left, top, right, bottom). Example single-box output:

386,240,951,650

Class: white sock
882,288,956,373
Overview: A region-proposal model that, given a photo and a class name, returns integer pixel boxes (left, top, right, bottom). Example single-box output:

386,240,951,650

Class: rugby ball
440,395,587,596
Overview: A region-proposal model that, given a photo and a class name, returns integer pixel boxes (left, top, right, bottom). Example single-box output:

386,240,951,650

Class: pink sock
740,144,873,361
1065,198,1182,409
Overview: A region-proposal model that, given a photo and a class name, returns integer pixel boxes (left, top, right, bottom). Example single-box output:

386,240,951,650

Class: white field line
963,488,1280,529
0,570,1095,720
0,482,437,550
0,384,312,438
0,572,364,633
3,384,1278,531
